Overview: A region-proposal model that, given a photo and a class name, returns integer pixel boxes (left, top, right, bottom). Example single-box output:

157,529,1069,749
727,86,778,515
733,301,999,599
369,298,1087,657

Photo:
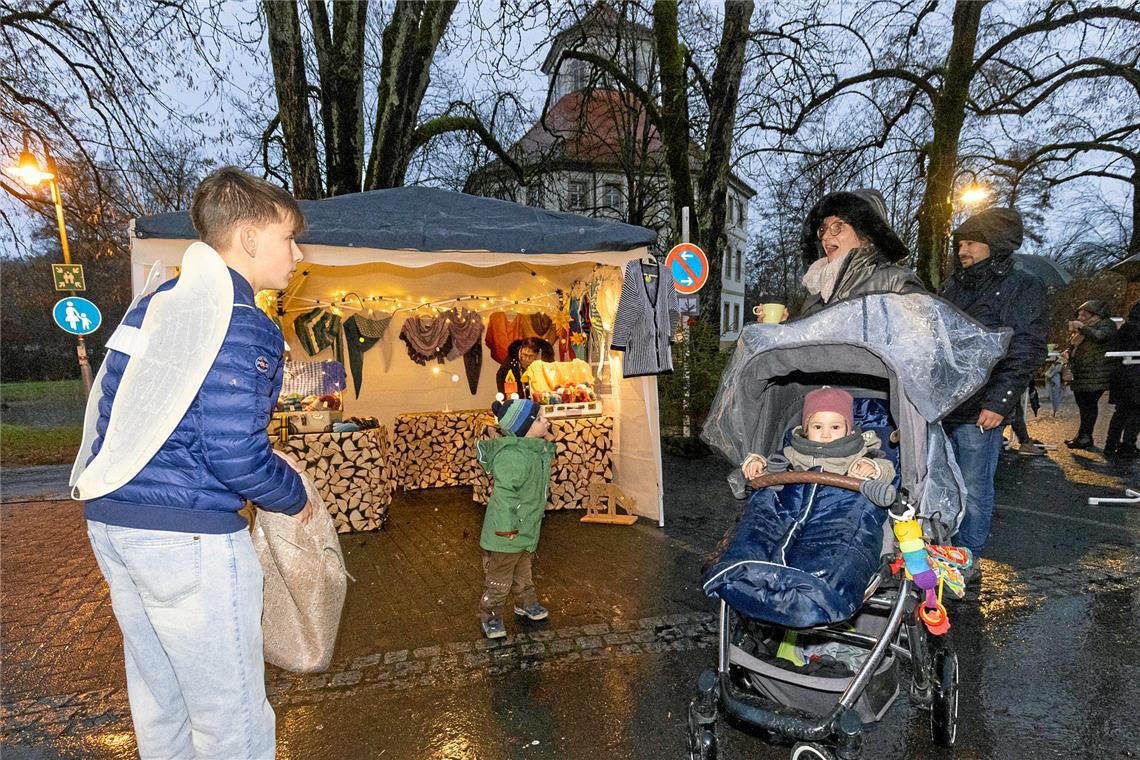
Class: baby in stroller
740,387,896,505
690,293,1011,760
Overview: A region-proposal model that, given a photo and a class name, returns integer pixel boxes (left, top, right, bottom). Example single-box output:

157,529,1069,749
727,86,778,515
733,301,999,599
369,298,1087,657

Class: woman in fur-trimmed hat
798,188,925,317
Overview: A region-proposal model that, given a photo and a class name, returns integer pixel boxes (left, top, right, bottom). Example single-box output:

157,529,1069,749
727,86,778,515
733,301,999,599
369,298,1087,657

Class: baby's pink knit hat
802,387,854,431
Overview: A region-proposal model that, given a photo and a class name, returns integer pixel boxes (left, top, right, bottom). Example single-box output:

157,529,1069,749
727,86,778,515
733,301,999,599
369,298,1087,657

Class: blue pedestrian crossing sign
53,297,102,336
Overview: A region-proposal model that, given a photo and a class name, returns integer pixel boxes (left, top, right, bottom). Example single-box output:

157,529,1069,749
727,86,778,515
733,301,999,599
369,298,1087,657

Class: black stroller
689,294,1009,760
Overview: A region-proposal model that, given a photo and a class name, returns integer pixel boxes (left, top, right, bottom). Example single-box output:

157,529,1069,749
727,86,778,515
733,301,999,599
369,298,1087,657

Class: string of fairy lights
262,262,595,319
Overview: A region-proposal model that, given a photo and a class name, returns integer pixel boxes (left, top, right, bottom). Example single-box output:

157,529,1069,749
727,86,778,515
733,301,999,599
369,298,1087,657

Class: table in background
274,426,394,532
391,410,495,490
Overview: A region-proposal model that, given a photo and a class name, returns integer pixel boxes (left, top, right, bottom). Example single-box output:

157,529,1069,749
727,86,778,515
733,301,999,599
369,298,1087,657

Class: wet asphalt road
2,399,1139,759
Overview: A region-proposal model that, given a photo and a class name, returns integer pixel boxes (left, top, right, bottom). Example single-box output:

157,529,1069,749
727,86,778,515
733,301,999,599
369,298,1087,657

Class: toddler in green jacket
476,397,555,639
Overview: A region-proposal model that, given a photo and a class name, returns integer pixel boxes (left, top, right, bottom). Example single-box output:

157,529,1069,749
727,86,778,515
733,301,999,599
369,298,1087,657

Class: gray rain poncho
702,293,1010,539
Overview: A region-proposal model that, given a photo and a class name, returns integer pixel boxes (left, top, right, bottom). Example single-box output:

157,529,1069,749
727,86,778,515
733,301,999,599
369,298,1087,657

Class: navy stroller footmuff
703,398,897,629
703,482,887,628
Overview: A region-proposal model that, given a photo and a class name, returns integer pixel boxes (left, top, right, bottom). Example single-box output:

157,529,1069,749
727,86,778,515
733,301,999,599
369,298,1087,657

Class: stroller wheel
930,648,959,747
688,672,719,760
688,726,717,760
790,742,834,760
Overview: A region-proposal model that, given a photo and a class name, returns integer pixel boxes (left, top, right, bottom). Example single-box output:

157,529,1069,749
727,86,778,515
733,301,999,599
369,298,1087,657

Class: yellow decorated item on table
522,359,594,394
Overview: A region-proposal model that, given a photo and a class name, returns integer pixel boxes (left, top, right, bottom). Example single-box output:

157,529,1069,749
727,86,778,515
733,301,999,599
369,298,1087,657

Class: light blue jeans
948,423,1006,555
87,521,275,759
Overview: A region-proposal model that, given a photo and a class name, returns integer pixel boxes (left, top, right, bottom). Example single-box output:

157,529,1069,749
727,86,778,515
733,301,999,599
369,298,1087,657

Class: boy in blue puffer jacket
81,167,310,759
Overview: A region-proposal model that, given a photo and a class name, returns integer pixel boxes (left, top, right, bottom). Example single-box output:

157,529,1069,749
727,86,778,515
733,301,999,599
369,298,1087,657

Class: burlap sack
252,453,348,672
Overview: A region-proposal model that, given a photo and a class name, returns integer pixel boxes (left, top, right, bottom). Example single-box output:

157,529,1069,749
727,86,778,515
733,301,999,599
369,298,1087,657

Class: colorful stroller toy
690,293,1009,760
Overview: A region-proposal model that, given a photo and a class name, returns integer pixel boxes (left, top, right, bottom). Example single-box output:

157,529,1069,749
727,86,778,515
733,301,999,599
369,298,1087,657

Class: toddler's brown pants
479,549,538,622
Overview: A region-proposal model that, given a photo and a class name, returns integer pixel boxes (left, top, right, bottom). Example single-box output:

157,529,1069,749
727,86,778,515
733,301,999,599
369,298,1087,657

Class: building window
736,199,745,227
603,182,624,213
526,183,544,208
733,303,741,331
735,250,743,282
568,180,586,210
723,302,730,333
568,59,589,92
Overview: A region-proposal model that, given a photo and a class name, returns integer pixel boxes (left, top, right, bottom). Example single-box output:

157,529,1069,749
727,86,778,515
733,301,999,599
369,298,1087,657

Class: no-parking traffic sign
665,243,708,295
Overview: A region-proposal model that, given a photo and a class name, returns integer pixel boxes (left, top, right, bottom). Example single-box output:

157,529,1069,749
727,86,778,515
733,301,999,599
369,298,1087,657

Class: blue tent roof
133,186,657,255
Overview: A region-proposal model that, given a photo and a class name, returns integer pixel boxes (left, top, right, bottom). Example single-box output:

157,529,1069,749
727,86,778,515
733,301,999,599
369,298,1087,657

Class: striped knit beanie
492,398,540,437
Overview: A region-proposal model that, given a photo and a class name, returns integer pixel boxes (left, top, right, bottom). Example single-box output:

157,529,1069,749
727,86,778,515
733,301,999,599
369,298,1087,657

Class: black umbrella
1013,254,1073,288
1109,253,1140,282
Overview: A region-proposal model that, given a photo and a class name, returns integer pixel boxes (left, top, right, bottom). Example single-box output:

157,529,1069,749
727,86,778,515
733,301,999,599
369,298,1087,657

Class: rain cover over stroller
701,293,1009,628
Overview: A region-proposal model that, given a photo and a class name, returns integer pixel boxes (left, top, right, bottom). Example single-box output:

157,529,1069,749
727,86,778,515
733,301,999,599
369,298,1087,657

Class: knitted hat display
492,398,540,437
802,387,855,431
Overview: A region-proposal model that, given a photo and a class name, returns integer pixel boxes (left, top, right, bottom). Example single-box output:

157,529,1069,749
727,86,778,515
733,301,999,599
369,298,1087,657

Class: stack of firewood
274,426,395,533
391,410,496,490
473,416,613,510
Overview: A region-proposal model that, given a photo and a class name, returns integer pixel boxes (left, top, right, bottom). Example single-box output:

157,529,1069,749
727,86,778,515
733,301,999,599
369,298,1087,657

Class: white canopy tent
129,187,667,523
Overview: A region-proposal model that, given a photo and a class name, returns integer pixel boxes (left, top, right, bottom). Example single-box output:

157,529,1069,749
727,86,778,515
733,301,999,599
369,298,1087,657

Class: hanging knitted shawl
399,314,452,365
294,307,343,362
526,312,556,342
445,308,483,358
343,313,393,398
444,307,485,395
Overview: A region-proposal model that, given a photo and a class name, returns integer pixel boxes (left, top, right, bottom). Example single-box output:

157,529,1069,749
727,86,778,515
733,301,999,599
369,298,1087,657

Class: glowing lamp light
7,150,54,185
959,184,990,207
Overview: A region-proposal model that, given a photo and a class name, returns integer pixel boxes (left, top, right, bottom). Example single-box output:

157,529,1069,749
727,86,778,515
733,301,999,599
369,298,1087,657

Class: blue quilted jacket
84,269,306,534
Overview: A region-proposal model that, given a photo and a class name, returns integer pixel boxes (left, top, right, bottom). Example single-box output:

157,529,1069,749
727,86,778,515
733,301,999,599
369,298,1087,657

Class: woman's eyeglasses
816,220,848,239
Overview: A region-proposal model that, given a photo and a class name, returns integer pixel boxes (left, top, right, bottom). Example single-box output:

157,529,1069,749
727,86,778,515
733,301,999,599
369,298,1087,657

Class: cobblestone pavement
2,399,1138,758
3,496,1138,757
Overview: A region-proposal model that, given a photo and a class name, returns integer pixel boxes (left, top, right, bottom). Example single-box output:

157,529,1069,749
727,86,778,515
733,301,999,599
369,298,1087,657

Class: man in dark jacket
939,207,1047,564
77,168,311,758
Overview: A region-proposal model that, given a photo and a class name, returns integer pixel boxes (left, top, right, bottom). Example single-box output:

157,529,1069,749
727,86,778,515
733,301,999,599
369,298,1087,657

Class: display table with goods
391,410,496,490
267,360,394,532
272,425,396,533
473,415,614,510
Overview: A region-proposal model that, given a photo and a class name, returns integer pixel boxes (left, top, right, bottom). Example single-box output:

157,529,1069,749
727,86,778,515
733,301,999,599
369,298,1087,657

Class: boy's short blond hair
190,167,304,250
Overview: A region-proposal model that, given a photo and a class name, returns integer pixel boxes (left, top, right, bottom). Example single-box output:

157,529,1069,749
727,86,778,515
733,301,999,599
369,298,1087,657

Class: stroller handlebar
749,471,866,492
749,471,898,508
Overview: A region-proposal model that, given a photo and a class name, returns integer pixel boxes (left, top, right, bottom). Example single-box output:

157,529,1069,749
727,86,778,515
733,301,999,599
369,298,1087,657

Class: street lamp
958,183,991,208
5,144,94,396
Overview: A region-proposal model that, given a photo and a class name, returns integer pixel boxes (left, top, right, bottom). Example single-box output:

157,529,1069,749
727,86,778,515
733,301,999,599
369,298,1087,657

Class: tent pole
643,375,665,527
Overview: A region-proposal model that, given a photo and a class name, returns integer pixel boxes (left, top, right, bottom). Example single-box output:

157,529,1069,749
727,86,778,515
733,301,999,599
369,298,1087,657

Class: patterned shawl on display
343,313,393,398
443,308,484,395
399,314,452,365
